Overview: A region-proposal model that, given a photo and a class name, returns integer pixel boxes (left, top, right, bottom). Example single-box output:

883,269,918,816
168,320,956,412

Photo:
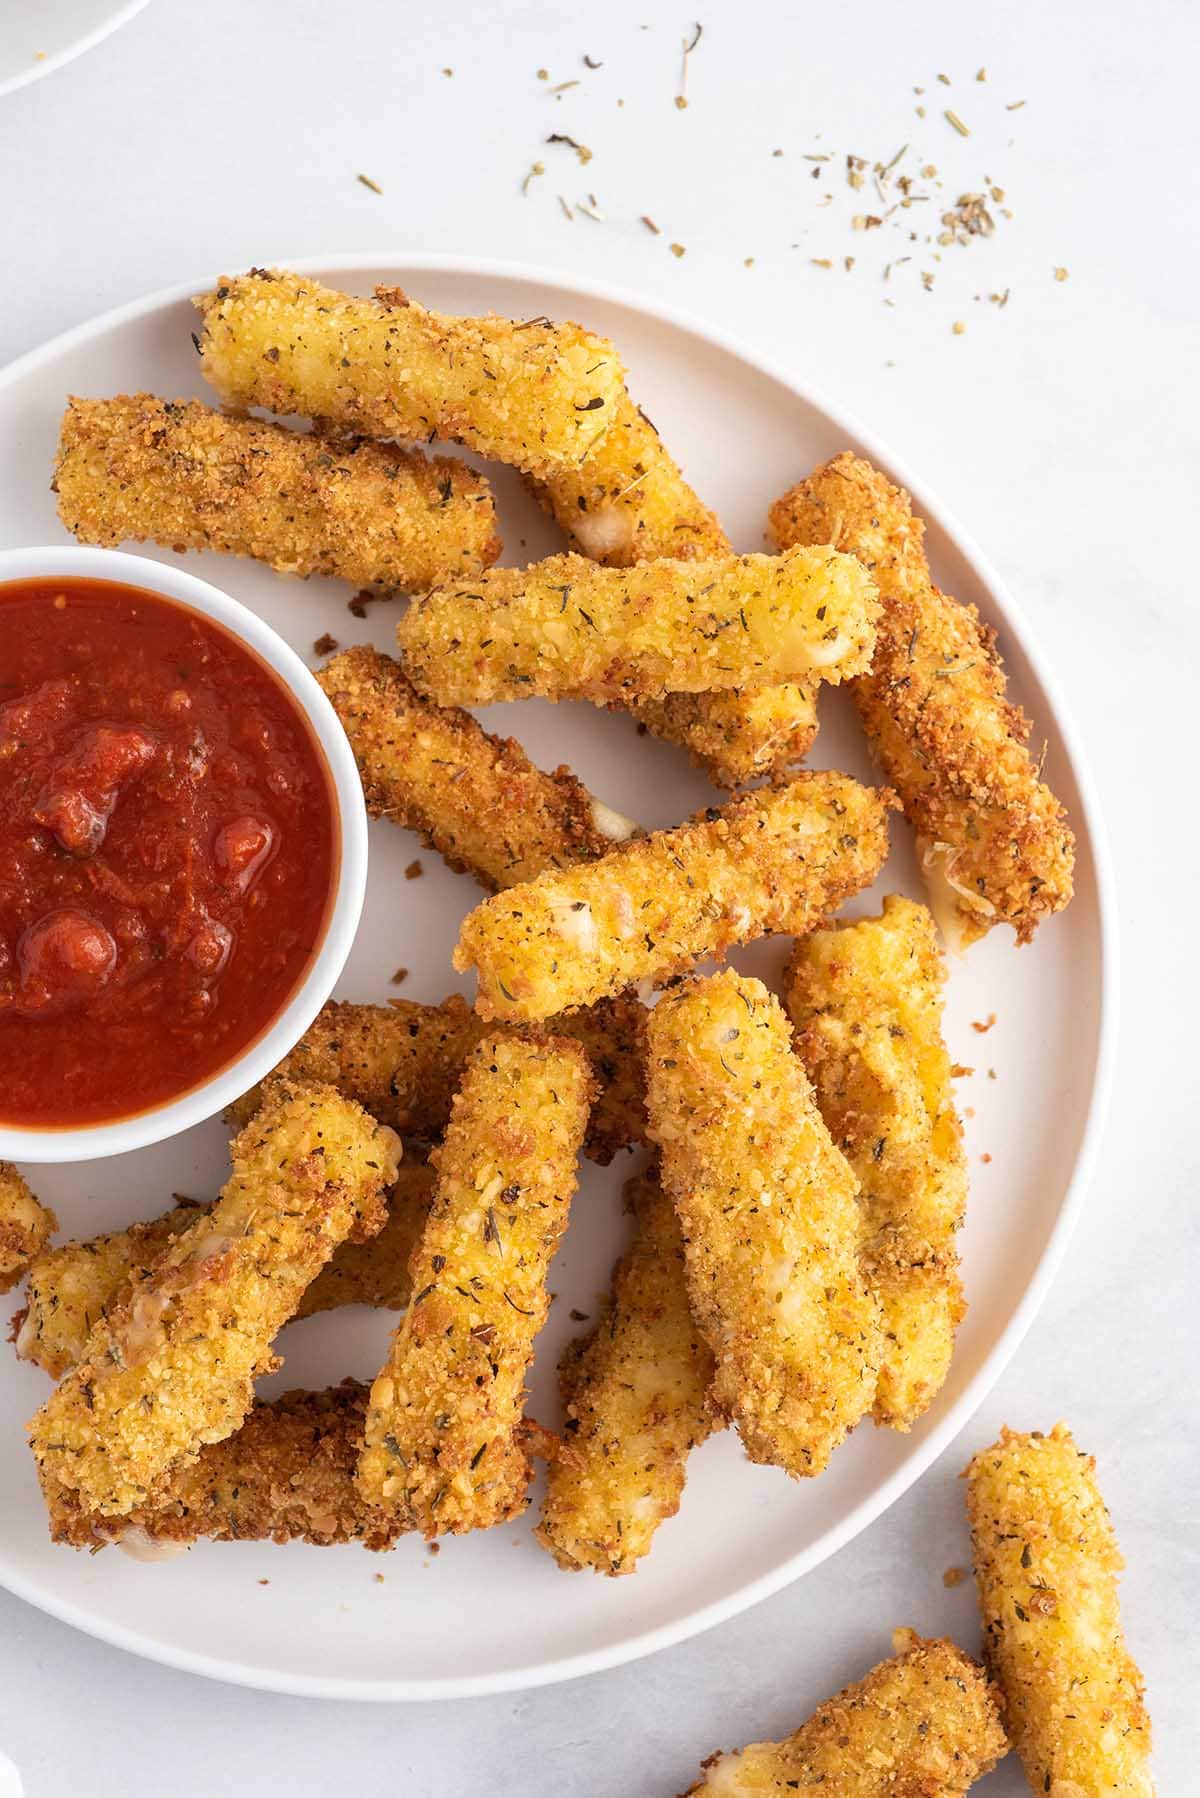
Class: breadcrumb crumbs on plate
953,320,967,335
1055,266,1069,281
980,1151,993,1163
670,243,686,258
404,859,423,880
951,1063,974,1078
391,967,409,985
972,1014,997,1034
313,633,338,656
943,1565,966,1587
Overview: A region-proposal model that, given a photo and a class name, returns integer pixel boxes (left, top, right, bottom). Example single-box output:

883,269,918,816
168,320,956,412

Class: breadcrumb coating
683,1633,1007,1794
536,1167,718,1575
53,395,499,592
226,991,647,1166
397,546,877,706
785,895,967,1430
357,1035,593,1535
317,645,635,891
45,1383,404,1552
455,772,893,1023
16,1163,435,1381
0,1163,56,1295
29,1082,399,1517
966,1424,1154,1796
195,269,623,477
632,683,820,790
646,972,881,1477
769,452,1074,947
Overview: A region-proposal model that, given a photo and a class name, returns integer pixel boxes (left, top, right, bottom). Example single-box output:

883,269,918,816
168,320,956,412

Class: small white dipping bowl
0,545,367,1163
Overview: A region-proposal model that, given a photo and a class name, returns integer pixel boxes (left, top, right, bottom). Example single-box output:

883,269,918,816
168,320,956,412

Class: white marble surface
0,0,1195,1790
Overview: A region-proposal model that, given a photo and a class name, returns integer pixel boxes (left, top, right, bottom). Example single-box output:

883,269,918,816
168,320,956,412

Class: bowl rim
0,542,368,1163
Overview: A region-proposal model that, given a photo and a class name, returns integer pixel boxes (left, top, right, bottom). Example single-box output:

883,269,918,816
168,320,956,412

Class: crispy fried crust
536,1167,718,1575
317,645,634,890
785,895,967,1430
357,1035,594,1535
631,683,820,790
16,1163,436,1381
225,992,647,1166
397,546,877,706
769,452,1074,946
966,1424,1154,1796
195,269,623,476
683,1633,1007,1794
645,972,881,1478
53,395,499,592
0,1163,56,1295
45,1383,404,1552
29,1082,400,1517
455,773,893,1023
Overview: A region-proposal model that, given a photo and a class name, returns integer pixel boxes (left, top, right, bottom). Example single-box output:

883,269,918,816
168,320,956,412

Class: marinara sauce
0,578,337,1126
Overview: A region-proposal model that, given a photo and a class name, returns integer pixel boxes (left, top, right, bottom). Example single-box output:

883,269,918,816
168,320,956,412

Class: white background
0,0,1196,1791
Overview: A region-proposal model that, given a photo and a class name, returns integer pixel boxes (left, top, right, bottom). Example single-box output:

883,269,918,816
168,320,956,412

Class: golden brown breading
631,683,820,790
29,1082,399,1517
316,645,636,891
357,1035,593,1536
226,991,648,1166
769,452,1074,947
966,1424,1154,1796
54,395,499,592
683,1632,1007,1794
397,546,877,707
45,1383,405,1552
645,972,881,1478
195,269,623,476
455,773,893,1023
0,1162,56,1295
536,1167,718,1575
784,895,967,1430
15,1163,436,1381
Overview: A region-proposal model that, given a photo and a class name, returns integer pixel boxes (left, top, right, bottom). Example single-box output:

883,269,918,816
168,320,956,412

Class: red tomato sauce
0,578,337,1126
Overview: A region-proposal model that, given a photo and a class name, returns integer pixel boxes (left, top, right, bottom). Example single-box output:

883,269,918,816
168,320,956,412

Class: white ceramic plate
0,0,153,101
0,256,1114,1700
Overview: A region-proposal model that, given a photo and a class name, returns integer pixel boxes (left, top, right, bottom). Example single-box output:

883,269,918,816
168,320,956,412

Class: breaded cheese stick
784,894,967,1430
397,546,877,706
54,395,499,592
16,1163,436,1380
456,772,893,1023
0,1163,56,1295
537,1167,717,1575
357,1035,593,1535
317,645,636,890
29,1083,400,1516
45,1383,405,1553
632,683,820,790
646,972,881,1477
966,1424,1154,1796
195,269,623,476
769,452,1074,947
684,1633,1007,1794
226,992,648,1165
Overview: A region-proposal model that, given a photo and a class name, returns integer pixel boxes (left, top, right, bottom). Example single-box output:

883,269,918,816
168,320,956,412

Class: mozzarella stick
16,1163,436,1381
456,772,893,1023
769,452,1074,947
684,1633,1007,1795
397,546,877,707
784,895,967,1430
646,972,881,1477
317,645,636,890
226,992,647,1165
54,395,499,592
536,1168,718,1575
632,683,820,790
195,269,623,476
357,1034,593,1535
0,1163,56,1295
29,1082,400,1517
44,1383,405,1553
966,1424,1154,1796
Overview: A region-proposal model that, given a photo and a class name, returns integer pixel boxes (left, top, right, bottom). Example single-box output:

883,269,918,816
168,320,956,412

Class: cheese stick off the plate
29,1082,399,1516
455,772,893,1023
357,1034,593,1536
0,1163,56,1295
195,269,623,477
54,395,500,593
646,972,881,1478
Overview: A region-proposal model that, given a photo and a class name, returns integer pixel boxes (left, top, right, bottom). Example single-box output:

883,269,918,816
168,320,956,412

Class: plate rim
0,250,1118,1701
0,0,156,102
